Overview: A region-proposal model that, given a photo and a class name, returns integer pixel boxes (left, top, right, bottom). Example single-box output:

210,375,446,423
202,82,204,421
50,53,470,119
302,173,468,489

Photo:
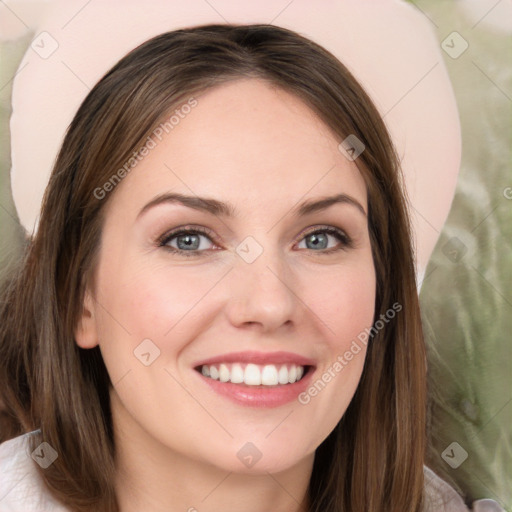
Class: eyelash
157,225,353,258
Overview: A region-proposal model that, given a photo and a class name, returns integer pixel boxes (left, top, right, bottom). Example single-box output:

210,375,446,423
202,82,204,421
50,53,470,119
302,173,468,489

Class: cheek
295,258,375,441
95,247,376,365
97,254,194,330
93,256,226,371
309,257,376,345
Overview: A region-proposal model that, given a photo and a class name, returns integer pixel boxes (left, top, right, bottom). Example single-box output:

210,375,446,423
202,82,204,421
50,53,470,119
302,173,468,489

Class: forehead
104,78,367,219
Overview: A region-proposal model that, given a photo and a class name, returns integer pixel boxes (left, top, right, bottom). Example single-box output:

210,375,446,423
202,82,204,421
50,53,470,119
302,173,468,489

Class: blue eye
158,225,352,257
297,227,352,252
158,226,217,257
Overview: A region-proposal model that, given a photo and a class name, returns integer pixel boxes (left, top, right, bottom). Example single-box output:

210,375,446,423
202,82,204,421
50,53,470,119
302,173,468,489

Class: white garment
0,431,505,511
0,431,69,511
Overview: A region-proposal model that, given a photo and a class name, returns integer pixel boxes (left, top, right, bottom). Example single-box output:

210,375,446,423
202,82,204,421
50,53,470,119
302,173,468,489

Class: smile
197,363,307,386
192,350,316,407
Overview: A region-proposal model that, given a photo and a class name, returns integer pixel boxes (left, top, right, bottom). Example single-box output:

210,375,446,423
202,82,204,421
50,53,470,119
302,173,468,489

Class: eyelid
157,224,353,255
157,225,218,247
296,225,352,247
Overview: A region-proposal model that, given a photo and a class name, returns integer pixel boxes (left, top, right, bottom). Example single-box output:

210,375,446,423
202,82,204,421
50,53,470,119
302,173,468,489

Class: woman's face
77,78,376,474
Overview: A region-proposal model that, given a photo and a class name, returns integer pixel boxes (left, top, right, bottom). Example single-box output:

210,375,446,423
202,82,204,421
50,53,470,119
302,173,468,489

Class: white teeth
199,363,306,386
230,363,244,383
244,364,261,385
261,365,278,386
219,363,230,382
278,365,289,384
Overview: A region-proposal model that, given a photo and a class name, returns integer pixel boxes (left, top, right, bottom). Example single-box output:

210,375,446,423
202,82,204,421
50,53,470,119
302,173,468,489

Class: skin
75,78,376,512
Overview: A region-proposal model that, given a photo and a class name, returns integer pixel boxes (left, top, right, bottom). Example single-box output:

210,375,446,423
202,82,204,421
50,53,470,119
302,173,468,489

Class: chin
212,437,314,476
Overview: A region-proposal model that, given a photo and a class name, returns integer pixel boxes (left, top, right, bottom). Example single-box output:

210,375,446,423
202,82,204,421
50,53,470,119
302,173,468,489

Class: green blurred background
409,2,512,510
1,1,510,509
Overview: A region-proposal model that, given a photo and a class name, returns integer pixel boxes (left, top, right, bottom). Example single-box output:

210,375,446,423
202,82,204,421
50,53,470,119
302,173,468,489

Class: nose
224,244,298,332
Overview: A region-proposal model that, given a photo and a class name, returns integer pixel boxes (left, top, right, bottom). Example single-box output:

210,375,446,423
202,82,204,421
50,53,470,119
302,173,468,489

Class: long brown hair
0,24,426,511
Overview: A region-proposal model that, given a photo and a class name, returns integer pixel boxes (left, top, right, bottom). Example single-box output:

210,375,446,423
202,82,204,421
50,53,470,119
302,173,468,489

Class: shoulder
424,465,471,511
423,466,505,512
0,431,69,512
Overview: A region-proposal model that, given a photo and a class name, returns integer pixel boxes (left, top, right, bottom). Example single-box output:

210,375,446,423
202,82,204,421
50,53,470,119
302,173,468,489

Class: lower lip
196,367,315,408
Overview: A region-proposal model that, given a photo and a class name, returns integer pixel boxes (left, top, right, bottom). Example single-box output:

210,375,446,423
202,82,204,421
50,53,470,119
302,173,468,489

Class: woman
0,23,473,511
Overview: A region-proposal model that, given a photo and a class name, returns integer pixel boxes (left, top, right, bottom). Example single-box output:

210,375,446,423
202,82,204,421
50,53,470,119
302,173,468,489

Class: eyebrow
136,192,367,220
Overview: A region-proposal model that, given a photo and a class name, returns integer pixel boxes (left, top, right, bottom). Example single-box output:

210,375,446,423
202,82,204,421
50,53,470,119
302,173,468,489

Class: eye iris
164,228,344,254
306,233,328,250
177,233,200,250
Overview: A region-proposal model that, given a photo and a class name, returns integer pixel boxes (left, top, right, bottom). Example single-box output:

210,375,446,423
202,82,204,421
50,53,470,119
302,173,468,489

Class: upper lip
193,351,316,368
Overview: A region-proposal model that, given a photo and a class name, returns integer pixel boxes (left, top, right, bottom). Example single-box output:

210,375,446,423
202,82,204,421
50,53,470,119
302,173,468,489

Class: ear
74,288,99,349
